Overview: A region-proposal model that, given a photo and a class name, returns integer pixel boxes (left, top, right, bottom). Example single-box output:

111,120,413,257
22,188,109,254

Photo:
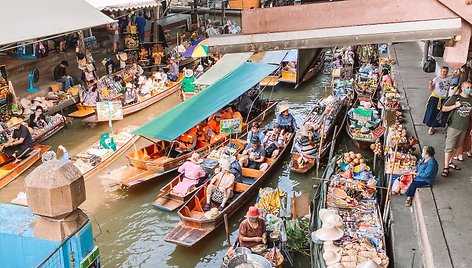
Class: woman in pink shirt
173,153,206,196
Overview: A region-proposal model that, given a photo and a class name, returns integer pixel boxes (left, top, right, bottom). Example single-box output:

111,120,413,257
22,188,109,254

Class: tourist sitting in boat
181,69,196,93
123,83,138,105
42,145,69,163
82,86,99,106
220,151,243,183
158,68,168,85
139,75,153,96
129,62,144,77
172,153,207,196
238,206,267,248
174,126,198,156
2,123,34,160
276,104,297,133
222,105,243,120
284,61,297,74
404,146,438,207
208,112,222,135
152,72,165,89
294,125,318,156
239,136,269,171
204,159,235,211
194,65,204,79
246,122,265,145
196,120,212,148
28,106,47,129
262,124,284,159
167,57,179,82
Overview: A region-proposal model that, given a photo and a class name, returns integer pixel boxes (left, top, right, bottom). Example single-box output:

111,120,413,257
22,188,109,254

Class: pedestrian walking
441,82,472,177
454,85,472,161
423,66,451,135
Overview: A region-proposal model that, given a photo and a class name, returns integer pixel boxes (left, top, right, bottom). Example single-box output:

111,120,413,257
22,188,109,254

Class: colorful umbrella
182,39,208,58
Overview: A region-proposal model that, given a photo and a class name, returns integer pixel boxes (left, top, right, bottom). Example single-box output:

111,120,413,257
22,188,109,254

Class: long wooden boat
101,101,279,189
301,50,326,83
70,129,139,180
82,80,183,123
346,97,384,150
165,134,295,247
290,94,349,174
32,116,71,144
0,144,50,189
152,139,246,211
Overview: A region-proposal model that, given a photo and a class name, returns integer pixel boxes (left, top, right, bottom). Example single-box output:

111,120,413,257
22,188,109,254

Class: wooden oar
383,142,399,222
224,214,231,246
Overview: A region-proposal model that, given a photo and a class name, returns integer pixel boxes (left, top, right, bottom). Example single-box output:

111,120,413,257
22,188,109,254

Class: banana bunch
256,188,283,216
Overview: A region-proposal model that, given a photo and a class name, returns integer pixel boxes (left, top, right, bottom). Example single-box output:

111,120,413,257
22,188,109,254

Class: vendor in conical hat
238,206,267,248
181,69,196,93
276,103,297,133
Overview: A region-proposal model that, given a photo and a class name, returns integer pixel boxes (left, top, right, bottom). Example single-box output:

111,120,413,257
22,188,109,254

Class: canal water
0,68,338,267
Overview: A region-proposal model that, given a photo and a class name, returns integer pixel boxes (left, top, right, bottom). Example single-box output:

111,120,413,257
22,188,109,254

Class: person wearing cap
194,65,204,79
102,57,116,75
246,122,265,146
238,206,267,248
167,57,179,82
123,83,138,105
181,69,196,93
262,124,284,158
3,122,34,160
239,136,269,171
53,60,74,90
276,104,297,133
204,159,235,211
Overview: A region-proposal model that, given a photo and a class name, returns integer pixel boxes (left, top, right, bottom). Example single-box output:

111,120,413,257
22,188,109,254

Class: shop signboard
96,101,123,122
220,118,242,134
80,246,100,268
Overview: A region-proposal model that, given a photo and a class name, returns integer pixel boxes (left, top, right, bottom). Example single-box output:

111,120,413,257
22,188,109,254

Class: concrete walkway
390,42,472,268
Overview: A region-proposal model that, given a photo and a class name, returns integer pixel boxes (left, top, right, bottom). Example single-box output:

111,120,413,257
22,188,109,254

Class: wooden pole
383,142,398,222
316,123,326,178
224,214,231,246
328,125,338,160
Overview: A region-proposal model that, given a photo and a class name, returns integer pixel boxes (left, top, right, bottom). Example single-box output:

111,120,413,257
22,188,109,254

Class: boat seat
240,176,256,185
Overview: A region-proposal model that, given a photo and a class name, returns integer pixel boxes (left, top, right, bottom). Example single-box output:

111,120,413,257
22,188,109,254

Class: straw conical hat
327,264,345,268
315,223,344,241
278,103,289,114
356,260,381,268
322,213,344,228
323,250,341,266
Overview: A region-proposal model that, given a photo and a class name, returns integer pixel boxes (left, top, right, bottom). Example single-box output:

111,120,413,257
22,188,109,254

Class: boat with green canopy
101,62,279,189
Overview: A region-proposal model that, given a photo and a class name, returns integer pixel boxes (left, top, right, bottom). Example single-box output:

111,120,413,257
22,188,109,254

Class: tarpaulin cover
85,0,159,10
260,50,289,64
0,0,114,46
194,52,253,86
133,62,277,140
282,50,298,62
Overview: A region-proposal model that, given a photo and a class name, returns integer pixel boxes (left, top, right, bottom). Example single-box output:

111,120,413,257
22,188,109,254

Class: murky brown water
0,69,332,267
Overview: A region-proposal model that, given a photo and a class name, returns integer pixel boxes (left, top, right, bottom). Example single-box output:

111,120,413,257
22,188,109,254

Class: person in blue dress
276,104,297,133
404,146,438,206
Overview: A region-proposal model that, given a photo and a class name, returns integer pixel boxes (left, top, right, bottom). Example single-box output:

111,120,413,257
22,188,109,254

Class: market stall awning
85,0,159,11
259,50,289,65
194,52,253,86
133,62,278,140
282,50,298,62
0,0,114,46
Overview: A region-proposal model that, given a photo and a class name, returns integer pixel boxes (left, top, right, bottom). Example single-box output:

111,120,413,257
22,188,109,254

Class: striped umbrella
182,39,209,58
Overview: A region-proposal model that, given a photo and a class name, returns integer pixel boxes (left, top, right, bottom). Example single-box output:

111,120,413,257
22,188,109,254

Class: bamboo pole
316,123,326,178
383,142,398,222
224,214,231,246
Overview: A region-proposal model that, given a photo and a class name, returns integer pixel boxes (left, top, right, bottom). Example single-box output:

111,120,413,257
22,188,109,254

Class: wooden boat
346,97,384,150
278,70,297,84
102,101,278,189
259,75,280,87
165,134,295,247
0,144,50,189
82,79,183,123
70,129,139,180
152,139,245,211
301,50,326,83
290,94,349,174
32,116,71,144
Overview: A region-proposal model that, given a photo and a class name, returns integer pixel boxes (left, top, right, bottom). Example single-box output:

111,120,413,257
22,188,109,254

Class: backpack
423,57,436,73
436,95,457,127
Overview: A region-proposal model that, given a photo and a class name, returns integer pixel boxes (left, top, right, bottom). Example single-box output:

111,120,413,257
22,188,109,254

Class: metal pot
227,254,272,268
234,247,251,255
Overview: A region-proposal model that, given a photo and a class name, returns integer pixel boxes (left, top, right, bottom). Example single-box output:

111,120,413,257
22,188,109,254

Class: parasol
182,39,209,58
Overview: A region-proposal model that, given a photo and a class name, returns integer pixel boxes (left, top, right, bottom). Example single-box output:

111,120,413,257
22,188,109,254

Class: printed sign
96,101,123,122
80,246,100,268
220,118,242,134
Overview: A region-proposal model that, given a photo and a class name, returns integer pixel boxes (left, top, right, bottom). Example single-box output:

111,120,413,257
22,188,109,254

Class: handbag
211,174,226,204
436,95,456,127
423,57,436,73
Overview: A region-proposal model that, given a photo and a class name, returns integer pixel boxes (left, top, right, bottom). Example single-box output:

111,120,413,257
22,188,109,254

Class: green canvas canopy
133,62,277,140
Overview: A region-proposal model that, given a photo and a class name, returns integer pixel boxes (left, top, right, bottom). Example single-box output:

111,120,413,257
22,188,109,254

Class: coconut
356,153,362,159
359,159,365,164
370,144,375,150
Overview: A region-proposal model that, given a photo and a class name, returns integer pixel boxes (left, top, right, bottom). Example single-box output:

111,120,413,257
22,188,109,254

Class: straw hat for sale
190,152,203,164
278,103,289,114
314,223,344,241
320,209,343,228
185,69,194,78
327,263,345,268
323,250,342,266
356,260,381,268
20,98,32,109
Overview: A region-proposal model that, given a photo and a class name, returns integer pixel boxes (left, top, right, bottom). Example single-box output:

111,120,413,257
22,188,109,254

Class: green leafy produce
286,218,310,256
